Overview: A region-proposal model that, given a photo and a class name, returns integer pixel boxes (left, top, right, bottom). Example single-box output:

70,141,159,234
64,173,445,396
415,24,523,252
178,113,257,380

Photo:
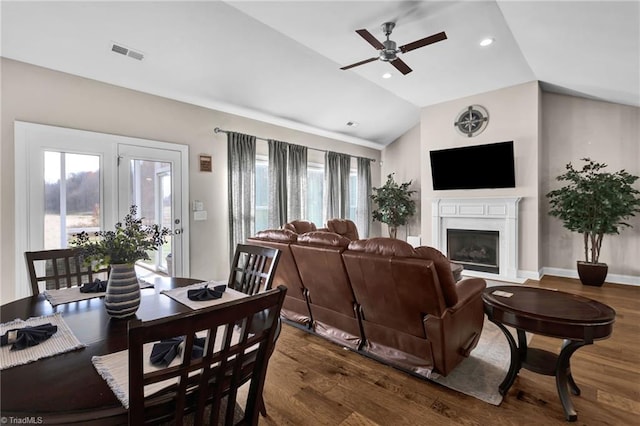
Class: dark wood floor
258,276,640,425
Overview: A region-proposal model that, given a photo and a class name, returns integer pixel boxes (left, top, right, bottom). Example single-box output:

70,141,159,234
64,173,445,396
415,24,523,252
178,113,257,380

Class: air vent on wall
111,42,144,61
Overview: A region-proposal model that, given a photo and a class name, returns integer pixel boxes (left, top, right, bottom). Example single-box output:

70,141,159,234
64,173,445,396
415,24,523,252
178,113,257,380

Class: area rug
430,318,531,405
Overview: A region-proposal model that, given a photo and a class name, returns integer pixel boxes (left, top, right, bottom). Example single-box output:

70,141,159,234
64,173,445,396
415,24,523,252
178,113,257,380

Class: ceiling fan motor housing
380,39,398,61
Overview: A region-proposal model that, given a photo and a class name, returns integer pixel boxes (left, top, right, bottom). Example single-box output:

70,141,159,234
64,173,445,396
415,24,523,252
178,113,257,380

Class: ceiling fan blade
391,58,412,75
340,57,379,71
399,31,447,53
356,29,385,50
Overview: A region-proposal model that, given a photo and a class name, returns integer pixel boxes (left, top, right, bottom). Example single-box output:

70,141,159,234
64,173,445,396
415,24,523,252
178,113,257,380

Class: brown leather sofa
246,232,486,377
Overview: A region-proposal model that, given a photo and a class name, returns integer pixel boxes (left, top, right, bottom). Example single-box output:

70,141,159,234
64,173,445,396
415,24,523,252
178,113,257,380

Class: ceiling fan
341,22,447,75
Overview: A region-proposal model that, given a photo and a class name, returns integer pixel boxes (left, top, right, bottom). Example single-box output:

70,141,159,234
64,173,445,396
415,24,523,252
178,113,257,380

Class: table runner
0,312,85,370
43,278,155,307
160,280,248,310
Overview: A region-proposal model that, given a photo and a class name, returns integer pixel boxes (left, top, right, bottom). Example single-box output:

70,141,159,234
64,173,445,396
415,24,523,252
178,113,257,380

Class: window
307,164,324,226
44,151,101,249
255,157,269,232
253,151,365,230
348,169,357,221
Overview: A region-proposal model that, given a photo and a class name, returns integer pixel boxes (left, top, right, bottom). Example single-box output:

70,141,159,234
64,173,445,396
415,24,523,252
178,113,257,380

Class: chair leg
259,394,267,417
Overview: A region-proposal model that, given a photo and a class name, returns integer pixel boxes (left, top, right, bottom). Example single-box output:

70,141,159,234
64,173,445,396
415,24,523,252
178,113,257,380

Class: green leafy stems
70,205,172,269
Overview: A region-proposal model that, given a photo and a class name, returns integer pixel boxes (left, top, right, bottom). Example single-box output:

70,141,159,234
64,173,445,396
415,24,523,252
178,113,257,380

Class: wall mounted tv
429,141,516,190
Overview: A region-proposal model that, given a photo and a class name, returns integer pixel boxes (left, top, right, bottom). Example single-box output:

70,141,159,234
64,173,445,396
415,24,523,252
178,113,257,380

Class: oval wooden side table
482,286,616,422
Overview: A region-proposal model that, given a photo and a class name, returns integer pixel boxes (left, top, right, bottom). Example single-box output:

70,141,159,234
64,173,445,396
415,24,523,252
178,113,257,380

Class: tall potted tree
546,158,640,286
371,173,416,239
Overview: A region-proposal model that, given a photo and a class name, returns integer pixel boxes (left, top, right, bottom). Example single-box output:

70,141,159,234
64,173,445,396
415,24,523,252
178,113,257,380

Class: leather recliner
289,231,363,350
247,229,311,327
342,238,486,376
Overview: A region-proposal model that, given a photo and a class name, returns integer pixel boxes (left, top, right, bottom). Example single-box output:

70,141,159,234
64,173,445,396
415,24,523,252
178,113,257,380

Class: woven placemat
0,312,85,370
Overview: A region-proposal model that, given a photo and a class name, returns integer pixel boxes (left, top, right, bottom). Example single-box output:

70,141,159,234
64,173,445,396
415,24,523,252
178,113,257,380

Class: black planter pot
577,261,608,286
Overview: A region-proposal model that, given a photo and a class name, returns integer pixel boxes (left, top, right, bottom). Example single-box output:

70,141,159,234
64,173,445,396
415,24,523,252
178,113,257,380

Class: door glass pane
130,159,172,272
44,151,100,249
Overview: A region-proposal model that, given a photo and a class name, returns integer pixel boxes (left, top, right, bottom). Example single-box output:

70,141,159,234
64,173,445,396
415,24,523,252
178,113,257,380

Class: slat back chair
228,244,281,295
128,286,287,426
25,248,106,296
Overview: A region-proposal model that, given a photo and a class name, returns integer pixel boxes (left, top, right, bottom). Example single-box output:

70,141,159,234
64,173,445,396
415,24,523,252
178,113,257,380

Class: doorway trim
14,121,190,299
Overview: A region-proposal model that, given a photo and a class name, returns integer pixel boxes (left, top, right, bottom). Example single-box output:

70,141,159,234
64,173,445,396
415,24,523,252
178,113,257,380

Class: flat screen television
429,141,516,190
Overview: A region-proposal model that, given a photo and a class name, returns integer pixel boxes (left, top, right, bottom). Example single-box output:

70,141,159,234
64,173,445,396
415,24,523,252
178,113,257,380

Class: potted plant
71,205,171,317
546,158,640,286
371,173,417,239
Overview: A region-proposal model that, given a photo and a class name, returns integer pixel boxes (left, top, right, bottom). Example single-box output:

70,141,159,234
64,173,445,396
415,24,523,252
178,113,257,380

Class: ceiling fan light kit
341,21,447,75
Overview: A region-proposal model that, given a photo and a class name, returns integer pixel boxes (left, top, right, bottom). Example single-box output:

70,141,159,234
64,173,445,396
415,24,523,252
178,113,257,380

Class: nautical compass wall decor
454,105,489,137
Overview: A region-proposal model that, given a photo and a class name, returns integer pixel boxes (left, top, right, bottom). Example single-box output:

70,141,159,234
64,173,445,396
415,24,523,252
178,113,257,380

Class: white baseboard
461,270,528,284
540,267,640,286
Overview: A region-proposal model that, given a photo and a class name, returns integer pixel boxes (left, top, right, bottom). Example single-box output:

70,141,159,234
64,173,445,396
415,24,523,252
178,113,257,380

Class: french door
15,122,189,298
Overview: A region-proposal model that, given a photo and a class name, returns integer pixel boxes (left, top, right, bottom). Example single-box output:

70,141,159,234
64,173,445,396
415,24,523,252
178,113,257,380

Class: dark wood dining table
0,276,202,425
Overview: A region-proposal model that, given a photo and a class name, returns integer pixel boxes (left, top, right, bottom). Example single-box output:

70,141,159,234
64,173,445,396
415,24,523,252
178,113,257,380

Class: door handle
174,229,182,235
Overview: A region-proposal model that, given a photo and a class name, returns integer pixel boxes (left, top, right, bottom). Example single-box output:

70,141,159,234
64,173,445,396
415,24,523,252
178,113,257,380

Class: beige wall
540,92,640,278
419,81,541,276
0,58,381,302
380,124,421,240
382,81,639,282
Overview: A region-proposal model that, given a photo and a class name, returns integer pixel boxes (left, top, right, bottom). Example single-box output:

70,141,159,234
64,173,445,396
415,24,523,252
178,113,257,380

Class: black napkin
150,335,207,366
187,284,227,301
80,278,107,293
0,323,58,351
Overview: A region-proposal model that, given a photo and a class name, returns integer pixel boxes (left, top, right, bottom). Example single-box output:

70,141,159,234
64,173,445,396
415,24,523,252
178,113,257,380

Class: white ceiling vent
111,42,144,61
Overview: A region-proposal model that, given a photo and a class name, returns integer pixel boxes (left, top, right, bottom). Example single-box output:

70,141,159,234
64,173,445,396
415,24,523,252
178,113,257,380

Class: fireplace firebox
447,229,499,274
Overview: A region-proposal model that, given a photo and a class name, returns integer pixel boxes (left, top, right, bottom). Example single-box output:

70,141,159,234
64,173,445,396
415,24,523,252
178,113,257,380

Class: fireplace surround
432,197,523,282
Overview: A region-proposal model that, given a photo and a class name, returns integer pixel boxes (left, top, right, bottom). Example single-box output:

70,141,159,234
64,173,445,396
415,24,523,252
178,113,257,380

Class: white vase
104,263,140,318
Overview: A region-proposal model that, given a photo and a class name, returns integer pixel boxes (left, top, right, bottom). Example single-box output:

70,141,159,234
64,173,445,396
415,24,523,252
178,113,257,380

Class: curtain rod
214,127,376,163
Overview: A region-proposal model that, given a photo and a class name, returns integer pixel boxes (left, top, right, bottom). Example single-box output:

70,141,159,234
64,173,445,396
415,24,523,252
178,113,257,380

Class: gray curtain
356,157,372,238
325,151,351,220
227,132,256,261
287,144,307,220
268,139,288,229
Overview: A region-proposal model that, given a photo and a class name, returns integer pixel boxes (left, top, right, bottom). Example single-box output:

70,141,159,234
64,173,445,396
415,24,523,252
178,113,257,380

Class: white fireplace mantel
431,197,523,282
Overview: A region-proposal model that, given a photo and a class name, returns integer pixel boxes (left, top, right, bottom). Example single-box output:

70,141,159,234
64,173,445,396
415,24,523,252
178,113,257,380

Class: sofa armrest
449,277,486,312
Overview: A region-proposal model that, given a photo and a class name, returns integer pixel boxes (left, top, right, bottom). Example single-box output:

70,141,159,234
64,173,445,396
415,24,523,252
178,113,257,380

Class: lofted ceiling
1,1,638,149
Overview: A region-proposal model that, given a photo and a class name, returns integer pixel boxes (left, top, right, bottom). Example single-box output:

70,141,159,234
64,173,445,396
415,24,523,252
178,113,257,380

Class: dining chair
128,285,287,426
227,244,281,295
24,248,106,296
227,243,281,417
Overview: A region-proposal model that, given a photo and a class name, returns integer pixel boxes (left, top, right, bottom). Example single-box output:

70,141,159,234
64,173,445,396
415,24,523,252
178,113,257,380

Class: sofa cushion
327,218,359,240
252,229,298,243
413,246,459,306
297,231,351,248
283,220,317,234
347,237,415,257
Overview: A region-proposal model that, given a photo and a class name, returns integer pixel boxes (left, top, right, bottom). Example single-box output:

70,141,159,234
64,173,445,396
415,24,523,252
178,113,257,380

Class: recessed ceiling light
382,72,392,79
480,38,494,47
